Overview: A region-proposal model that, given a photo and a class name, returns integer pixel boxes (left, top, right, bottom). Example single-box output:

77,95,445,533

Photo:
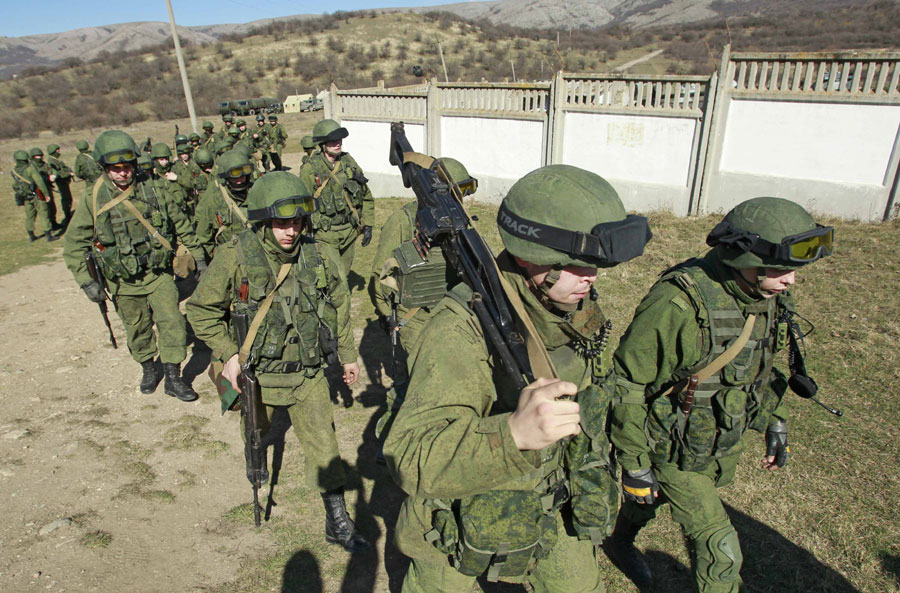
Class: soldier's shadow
347,270,367,293
639,503,861,593
280,550,323,593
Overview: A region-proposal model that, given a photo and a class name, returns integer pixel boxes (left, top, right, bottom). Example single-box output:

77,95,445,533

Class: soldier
29,147,62,232
300,135,316,165
189,132,202,149
74,139,103,184
265,114,287,171
62,130,206,401
150,143,192,221
252,114,271,171
216,113,235,143
298,119,374,281
384,165,653,593
46,143,74,224
192,147,215,195
11,149,57,242
201,121,216,148
194,149,255,260
172,143,203,206
186,172,369,552
605,197,834,592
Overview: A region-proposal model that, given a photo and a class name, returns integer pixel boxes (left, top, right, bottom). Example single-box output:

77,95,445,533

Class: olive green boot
604,514,652,589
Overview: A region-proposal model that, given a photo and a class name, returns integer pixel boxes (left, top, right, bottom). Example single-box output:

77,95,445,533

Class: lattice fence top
560,73,711,116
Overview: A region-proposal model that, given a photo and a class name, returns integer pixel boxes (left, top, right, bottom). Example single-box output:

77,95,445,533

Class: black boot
604,514,653,589
27,231,37,242
322,488,369,553
140,360,162,394
45,231,59,242
163,363,198,402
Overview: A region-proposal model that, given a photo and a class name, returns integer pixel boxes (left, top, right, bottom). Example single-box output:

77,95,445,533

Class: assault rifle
388,121,535,391
387,292,406,384
83,248,118,349
232,276,266,527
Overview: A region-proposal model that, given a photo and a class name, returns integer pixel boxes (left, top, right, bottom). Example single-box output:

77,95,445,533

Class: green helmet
707,197,833,270
47,143,60,155
194,148,214,167
223,113,234,123
150,143,172,159
29,147,43,158
189,132,201,142
227,127,240,138
236,119,246,127
215,139,234,155
436,157,477,197
76,139,90,152
13,150,29,162
497,165,652,268
256,114,265,122
268,114,278,121
176,143,192,155
312,119,348,144
137,153,153,172
246,172,316,221
300,135,315,150
217,149,253,182
93,130,138,165
202,121,214,131
174,134,188,145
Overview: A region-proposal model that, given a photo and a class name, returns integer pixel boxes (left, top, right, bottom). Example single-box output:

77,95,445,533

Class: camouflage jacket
298,151,374,230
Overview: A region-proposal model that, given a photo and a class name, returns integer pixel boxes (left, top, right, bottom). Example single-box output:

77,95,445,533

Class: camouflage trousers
622,457,743,593
314,222,359,282
401,511,604,593
55,179,73,220
23,197,51,234
113,273,187,365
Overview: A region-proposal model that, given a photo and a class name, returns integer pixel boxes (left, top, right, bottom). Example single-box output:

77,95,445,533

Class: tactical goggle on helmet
101,149,137,166
706,221,834,264
247,195,317,221
220,163,253,179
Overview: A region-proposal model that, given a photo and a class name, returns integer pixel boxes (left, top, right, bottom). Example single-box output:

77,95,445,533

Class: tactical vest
231,230,336,379
11,165,35,198
423,283,618,581
310,154,367,230
647,257,789,472
91,180,176,280
212,184,251,247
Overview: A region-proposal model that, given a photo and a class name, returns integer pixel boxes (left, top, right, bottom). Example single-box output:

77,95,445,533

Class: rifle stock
83,249,118,349
231,310,265,527
388,121,533,391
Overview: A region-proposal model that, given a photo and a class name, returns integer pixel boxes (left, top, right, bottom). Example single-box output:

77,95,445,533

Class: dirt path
0,254,315,592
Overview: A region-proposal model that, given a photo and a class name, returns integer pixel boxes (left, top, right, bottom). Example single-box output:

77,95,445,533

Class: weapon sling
92,179,172,251
314,158,363,230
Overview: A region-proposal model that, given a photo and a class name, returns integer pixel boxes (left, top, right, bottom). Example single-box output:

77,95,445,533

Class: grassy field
1,132,898,591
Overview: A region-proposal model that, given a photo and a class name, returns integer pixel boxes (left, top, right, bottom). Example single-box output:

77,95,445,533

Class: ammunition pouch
426,484,564,582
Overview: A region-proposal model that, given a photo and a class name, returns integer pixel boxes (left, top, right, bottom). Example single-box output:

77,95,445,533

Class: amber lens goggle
456,177,477,196
248,195,317,221
783,225,834,262
103,149,136,165
224,164,253,178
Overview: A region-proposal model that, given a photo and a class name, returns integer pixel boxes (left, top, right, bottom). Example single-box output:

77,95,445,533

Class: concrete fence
324,47,900,221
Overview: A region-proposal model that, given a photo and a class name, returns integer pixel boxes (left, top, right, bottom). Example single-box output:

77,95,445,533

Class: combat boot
44,231,59,242
163,363,198,402
604,514,653,589
322,488,369,553
140,360,162,394
27,231,37,242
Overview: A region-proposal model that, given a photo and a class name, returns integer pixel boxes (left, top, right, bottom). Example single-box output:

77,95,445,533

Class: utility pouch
747,369,787,432
712,388,748,451
424,499,459,555
318,323,339,366
565,431,619,544
452,489,558,581
679,403,718,472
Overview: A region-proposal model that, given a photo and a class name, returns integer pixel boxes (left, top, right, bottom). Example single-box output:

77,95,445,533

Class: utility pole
166,0,198,133
438,42,449,83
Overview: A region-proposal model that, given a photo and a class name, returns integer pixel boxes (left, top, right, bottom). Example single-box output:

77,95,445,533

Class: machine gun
83,248,118,349
232,277,266,527
388,121,554,391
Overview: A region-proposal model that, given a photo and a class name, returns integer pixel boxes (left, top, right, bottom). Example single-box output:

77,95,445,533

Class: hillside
0,2,897,140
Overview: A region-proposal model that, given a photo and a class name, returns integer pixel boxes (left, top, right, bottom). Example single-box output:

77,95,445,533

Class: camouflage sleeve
369,207,410,319
185,244,238,362
194,186,217,259
384,306,542,499
297,159,315,190
62,183,99,286
28,165,51,197
321,243,357,363
164,188,205,262
610,281,704,471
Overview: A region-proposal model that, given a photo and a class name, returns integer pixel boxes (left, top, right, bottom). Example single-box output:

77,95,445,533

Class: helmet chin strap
531,267,580,313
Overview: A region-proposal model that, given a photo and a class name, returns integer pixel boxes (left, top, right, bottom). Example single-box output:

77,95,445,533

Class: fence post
427,81,441,156
688,72,718,216
697,45,732,215
548,70,566,165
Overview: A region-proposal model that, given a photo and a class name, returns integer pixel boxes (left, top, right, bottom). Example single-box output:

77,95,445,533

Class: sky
0,0,474,38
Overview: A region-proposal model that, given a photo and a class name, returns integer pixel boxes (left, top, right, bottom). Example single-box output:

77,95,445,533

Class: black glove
622,468,659,505
765,419,789,468
360,225,373,247
195,259,208,278
15,196,24,206
81,280,106,303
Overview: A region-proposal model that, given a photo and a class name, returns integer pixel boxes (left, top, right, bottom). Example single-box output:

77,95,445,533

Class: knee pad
695,524,743,587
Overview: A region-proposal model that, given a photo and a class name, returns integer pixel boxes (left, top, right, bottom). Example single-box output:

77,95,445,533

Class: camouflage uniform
11,151,54,240
265,115,287,170
46,144,74,222
74,141,102,184
608,197,833,593
29,149,60,230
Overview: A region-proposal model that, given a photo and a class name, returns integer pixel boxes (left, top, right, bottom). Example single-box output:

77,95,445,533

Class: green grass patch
163,414,230,457
80,530,112,549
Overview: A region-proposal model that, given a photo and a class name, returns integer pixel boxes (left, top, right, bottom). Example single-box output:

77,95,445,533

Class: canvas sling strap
238,262,292,367
664,313,757,421
11,169,32,186
92,179,172,251
217,182,251,228
401,150,558,380
314,158,363,229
